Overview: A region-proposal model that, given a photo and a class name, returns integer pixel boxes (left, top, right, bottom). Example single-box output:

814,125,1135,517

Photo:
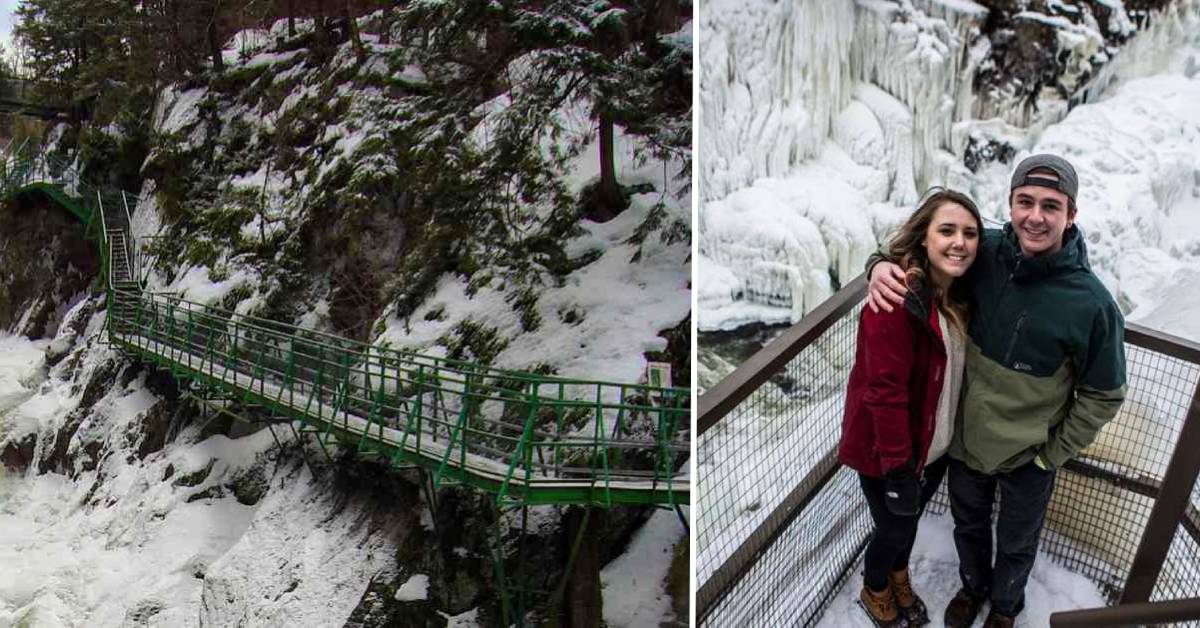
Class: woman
838,188,983,627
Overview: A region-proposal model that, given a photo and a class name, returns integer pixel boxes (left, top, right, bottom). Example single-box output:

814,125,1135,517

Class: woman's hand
884,464,921,516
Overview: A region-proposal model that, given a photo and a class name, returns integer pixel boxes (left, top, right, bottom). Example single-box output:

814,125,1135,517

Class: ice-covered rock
699,0,856,202
700,0,1200,331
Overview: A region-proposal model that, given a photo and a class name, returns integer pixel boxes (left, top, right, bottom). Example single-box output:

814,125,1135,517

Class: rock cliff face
0,195,98,338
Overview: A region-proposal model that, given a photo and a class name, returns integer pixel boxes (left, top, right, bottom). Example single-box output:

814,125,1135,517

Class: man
867,154,1127,628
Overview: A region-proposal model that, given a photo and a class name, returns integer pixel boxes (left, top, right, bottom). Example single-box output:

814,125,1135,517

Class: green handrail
0,145,692,507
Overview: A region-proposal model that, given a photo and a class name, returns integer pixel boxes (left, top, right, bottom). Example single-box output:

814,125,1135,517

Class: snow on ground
394,574,430,602
377,188,690,387
377,119,691,388
147,37,691,391
600,505,689,627
815,514,1108,628
441,607,481,627
0,330,397,627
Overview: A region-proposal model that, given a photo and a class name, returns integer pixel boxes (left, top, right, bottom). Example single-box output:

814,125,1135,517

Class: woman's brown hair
887,187,983,335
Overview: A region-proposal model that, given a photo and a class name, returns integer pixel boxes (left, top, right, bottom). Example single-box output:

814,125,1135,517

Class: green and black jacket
872,224,1127,474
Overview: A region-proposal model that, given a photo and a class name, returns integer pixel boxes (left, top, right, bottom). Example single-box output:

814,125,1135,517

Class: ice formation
700,0,990,330
699,0,1200,333
699,0,856,202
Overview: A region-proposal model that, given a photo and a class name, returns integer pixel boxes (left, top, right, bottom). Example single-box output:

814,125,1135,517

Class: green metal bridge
0,145,691,510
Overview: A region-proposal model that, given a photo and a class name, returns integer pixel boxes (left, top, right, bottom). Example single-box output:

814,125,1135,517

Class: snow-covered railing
697,276,1200,626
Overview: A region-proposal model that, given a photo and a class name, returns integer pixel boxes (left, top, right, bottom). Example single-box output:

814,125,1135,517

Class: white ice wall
698,0,856,203
852,0,989,200
698,0,1200,332
699,0,989,330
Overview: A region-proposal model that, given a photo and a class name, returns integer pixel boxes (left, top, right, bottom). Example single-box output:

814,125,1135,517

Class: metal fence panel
699,281,1200,626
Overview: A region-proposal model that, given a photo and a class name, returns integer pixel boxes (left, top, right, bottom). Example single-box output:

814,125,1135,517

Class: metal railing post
1120,378,1200,604
1051,597,1200,627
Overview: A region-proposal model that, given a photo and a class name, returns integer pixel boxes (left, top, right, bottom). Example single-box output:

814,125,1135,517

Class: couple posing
839,155,1128,628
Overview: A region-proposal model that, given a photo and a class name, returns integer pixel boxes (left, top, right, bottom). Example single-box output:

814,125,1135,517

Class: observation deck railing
697,276,1200,626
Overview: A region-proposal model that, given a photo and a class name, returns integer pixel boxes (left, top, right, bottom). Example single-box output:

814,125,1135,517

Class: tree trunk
344,0,366,63
379,2,391,44
207,2,224,73
287,0,296,37
597,109,626,213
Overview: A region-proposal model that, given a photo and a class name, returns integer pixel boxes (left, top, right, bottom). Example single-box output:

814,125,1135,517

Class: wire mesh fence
697,280,867,623
698,280,1200,626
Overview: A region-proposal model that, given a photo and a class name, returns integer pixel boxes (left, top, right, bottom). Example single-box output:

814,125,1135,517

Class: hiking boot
858,583,905,627
943,588,986,628
982,609,1015,628
889,569,929,626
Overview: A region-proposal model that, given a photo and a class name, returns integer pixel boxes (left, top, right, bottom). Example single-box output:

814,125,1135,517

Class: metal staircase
0,143,692,509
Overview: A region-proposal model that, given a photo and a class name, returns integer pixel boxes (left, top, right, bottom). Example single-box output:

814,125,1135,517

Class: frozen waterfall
699,0,1200,333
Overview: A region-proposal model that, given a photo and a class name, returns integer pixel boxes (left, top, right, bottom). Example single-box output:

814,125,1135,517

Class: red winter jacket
838,285,948,477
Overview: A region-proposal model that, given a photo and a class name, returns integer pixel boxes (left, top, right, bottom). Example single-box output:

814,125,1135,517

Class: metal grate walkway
0,144,691,509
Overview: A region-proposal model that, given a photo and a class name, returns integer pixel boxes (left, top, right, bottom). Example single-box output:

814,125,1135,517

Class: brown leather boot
943,588,986,628
982,609,1015,628
859,583,904,627
889,569,929,626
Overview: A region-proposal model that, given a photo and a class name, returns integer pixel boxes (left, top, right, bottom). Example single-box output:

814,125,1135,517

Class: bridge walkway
0,145,691,509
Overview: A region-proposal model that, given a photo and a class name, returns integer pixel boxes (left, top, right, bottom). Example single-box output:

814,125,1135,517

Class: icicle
699,0,856,202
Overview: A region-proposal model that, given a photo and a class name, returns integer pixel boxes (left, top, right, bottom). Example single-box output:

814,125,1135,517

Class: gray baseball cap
1010,153,1078,202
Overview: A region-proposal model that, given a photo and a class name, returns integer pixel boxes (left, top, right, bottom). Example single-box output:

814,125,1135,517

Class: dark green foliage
24,0,690,346
557,305,585,327
384,0,692,317
437,319,510,366
506,285,542,332
626,199,690,262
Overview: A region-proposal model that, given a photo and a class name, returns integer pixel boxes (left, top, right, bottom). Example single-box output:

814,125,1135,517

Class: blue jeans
948,457,1056,616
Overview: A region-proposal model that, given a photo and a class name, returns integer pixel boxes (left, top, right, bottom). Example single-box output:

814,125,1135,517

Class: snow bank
600,508,688,627
394,574,430,602
376,115,690,386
